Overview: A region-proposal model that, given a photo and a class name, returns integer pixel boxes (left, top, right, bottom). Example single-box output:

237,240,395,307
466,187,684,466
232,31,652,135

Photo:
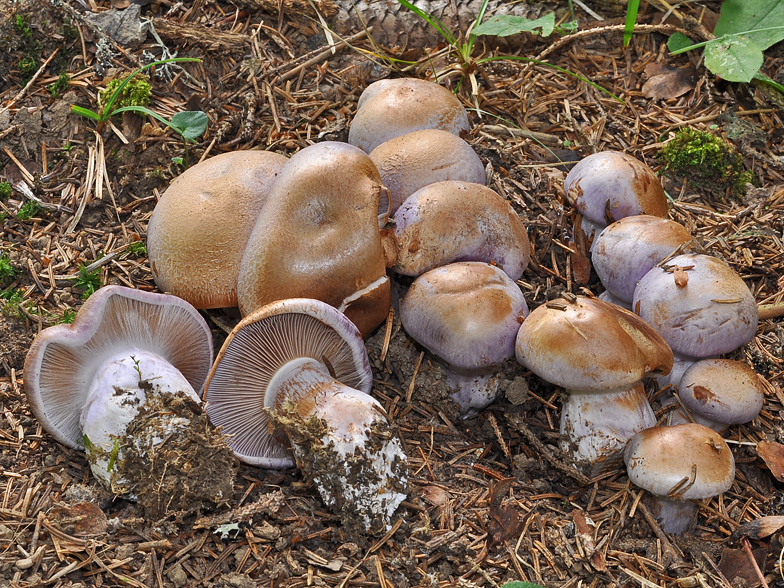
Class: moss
0,182,11,201
47,71,70,98
16,200,41,221
99,72,152,110
660,128,754,197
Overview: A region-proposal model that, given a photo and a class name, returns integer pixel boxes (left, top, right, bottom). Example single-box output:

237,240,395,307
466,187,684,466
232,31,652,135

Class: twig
13,182,74,214
636,501,685,567
759,302,784,321
0,47,60,117
276,28,372,82
513,420,591,485
742,538,770,588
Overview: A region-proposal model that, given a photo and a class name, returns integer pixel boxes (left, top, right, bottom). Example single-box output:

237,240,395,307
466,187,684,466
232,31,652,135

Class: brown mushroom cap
624,423,735,500
515,295,673,391
147,150,287,309
369,129,486,215
349,78,470,153
23,286,213,449
236,142,390,337
393,180,531,280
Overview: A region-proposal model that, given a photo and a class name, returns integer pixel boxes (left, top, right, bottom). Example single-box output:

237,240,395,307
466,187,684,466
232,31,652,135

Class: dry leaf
642,64,698,100
731,516,784,541
718,546,766,588
673,266,689,288
487,477,523,546
568,240,592,285
571,509,606,571
48,501,108,536
757,441,784,480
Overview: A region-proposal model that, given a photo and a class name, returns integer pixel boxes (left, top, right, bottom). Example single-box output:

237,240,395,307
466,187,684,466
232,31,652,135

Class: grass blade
623,0,640,47
396,0,456,45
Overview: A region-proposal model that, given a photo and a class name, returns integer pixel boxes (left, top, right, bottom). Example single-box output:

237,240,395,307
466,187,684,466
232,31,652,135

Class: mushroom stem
266,358,408,534
648,495,697,535
759,302,784,321
446,366,502,417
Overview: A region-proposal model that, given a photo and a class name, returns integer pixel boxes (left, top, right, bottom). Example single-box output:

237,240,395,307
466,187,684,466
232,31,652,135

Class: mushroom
400,262,529,415
204,298,407,534
592,215,694,304
515,295,673,473
633,253,758,357
677,359,765,434
369,129,486,215
236,142,392,338
564,151,668,229
624,423,735,534
349,78,470,153
147,150,288,309
392,181,531,280
23,285,217,492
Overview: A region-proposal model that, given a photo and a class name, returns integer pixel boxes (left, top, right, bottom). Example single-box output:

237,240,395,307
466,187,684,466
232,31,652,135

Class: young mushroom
204,298,407,535
237,142,392,337
23,286,231,507
564,151,668,230
624,423,735,534
515,295,673,474
400,262,529,415
349,78,470,153
392,181,531,280
147,150,288,309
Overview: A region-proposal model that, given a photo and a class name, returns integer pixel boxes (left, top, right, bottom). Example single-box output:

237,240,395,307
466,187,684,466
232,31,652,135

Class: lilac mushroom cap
592,215,694,303
369,129,486,215
23,285,213,449
564,151,668,226
678,359,765,434
400,262,529,415
624,423,735,534
633,253,758,357
393,181,531,280
349,78,470,153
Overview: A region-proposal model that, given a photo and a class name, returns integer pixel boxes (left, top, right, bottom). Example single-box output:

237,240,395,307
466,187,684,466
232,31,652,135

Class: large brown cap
369,130,485,215
236,142,390,337
349,78,470,153
147,150,287,309
624,423,735,499
564,151,668,225
515,295,673,391
393,181,531,280
24,286,213,449
204,298,372,468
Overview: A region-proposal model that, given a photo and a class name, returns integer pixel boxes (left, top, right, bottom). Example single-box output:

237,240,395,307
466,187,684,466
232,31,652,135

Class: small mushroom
24,286,217,492
349,78,470,153
400,262,529,415
147,150,288,309
592,215,694,303
564,151,668,228
633,253,758,357
369,129,486,215
677,359,765,434
204,298,407,534
236,142,392,337
624,423,735,534
393,181,531,280
515,295,673,473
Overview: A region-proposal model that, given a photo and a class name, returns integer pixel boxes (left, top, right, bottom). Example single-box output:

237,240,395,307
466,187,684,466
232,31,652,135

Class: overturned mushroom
204,298,407,534
147,150,287,309
349,78,470,153
237,142,392,337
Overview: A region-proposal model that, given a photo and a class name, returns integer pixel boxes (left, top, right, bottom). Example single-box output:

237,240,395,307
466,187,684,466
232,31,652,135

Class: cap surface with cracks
23,285,214,449
349,78,470,153
147,150,287,309
204,298,373,468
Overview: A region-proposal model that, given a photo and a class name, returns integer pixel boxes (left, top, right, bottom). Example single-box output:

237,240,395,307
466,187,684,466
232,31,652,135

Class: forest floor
0,0,783,586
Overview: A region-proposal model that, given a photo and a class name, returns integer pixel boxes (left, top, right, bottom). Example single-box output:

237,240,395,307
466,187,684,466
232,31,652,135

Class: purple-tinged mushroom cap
23,285,213,449
678,359,765,433
369,129,486,216
400,262,529,415
633,253,758,357
592,215,694,303
349,78,470,153
564,151,668,226
393,181,531,280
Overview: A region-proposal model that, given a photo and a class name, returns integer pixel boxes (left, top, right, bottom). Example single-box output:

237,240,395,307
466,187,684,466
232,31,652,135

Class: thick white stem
446,365,502,417
650,495,697,534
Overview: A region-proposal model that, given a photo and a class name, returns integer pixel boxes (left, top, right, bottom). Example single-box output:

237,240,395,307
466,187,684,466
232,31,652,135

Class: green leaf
667,32,693,52
71,105,102,121
753,71,784,95
170,111,208,141
704,35,764,83
713,0,784,50
472,13,555,37
623,0,640,46
396,0,456,44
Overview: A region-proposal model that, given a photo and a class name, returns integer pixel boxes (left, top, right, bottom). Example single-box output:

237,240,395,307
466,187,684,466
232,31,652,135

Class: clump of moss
48,71,70,98
99,72,151,110
660,128,754,197
0,182,12,201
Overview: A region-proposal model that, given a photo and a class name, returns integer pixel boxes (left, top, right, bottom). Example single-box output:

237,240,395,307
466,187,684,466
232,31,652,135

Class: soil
1,0,784,586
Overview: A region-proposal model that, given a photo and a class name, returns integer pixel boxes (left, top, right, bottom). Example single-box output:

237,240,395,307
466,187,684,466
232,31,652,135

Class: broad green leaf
667,32,692,52
704,35,764,83
472,13,555,37
171,111,208,141
713,0,784,50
